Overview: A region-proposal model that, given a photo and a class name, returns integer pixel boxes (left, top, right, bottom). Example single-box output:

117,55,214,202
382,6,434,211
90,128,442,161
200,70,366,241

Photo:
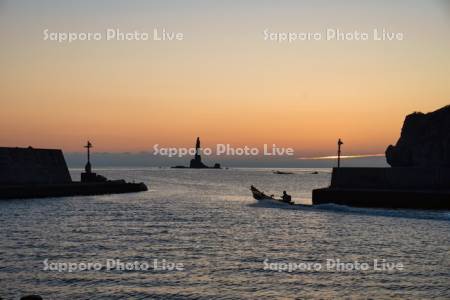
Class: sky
1,0,449,159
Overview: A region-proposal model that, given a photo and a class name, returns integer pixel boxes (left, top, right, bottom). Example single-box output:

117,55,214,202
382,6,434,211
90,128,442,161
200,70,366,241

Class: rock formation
386,105,450,167
188,137,221,169
189,137,209,168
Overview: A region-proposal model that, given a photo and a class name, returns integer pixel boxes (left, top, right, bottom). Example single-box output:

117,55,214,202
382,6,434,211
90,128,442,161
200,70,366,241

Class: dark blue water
0,168,449,299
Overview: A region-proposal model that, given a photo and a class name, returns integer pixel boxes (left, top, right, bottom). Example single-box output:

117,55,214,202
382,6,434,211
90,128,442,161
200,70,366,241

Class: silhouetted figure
337,138,343,168
282,190,292,203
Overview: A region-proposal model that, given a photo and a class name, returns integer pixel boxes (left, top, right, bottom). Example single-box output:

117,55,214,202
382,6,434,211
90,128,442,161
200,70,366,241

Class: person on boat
282,191,292,203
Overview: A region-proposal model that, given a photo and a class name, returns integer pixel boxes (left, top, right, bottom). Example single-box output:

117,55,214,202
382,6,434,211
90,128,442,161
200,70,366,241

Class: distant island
172,137,221,169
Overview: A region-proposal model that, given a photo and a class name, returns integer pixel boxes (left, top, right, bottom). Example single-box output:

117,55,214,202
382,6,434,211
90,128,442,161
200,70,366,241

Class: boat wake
313,203,450,221
249,201,450,221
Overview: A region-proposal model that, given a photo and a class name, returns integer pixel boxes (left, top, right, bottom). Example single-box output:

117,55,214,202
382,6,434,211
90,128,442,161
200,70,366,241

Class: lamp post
337,138,343,168
84,141,93,173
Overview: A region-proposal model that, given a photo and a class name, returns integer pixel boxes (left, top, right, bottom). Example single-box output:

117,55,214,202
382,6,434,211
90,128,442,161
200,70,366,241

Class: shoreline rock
386,105,450,167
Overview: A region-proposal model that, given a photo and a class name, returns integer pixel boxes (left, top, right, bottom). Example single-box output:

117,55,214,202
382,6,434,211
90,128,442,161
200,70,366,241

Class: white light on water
298,154,385,160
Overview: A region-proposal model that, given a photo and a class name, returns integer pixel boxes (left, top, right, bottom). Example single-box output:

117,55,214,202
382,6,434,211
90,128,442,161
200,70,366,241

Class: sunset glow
1,0,449,156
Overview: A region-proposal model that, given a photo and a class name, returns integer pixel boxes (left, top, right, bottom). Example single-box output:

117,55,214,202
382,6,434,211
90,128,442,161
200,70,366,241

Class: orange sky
0,1,449,155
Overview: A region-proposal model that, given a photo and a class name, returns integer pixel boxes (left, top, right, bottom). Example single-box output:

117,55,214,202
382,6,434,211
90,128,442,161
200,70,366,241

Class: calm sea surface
0,168,449,299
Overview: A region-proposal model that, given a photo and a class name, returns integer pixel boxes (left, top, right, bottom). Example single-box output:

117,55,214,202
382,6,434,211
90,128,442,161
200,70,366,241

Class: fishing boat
273,170,293,175
250,185,294,205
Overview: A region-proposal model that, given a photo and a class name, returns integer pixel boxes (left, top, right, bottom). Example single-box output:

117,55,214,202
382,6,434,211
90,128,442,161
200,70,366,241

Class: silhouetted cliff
386,105,450,167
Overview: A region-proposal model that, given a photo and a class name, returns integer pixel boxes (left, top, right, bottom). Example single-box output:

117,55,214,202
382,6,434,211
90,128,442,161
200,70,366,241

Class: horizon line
298,154,385,160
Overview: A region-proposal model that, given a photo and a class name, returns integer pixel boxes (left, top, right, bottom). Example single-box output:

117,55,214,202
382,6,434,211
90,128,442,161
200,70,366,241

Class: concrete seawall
0,146,149,200
312,167,450,210
0,147,72,185
0,181,148,200
331,167,450,190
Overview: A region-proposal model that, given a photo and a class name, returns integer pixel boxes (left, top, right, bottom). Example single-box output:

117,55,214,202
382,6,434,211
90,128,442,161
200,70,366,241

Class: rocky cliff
386,105,450,167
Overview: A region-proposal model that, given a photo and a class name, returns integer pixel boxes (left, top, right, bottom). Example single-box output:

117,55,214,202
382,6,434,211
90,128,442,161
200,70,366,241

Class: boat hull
250,186,294,205
255,197,294,206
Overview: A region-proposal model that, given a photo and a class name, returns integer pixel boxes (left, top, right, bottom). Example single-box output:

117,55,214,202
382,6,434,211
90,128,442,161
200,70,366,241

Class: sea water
0,168,449,299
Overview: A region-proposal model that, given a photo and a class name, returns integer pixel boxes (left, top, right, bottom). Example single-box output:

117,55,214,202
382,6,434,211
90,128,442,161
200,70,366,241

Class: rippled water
1,168,449,299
